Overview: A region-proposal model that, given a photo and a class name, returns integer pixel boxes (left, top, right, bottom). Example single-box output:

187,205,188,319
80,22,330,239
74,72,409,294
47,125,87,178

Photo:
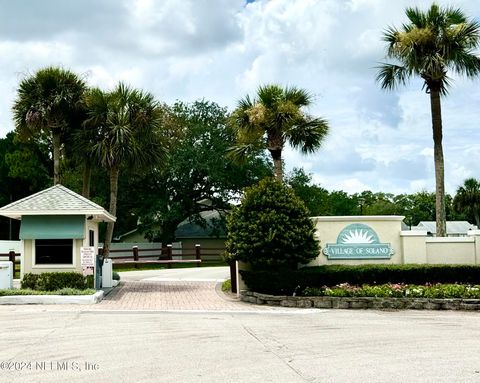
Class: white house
0,185,115,278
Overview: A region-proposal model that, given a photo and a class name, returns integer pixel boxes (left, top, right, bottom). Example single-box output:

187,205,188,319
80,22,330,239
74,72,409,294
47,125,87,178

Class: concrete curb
241,291,480,311
0,290,104,305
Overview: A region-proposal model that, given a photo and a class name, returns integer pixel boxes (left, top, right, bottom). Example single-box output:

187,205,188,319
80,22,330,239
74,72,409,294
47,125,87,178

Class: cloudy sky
0,0,479,195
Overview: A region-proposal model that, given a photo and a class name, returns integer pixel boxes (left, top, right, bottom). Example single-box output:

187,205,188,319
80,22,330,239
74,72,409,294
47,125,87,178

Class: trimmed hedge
21,272,91,291
240,264,480,295
225,178,319,269
0,288,96,296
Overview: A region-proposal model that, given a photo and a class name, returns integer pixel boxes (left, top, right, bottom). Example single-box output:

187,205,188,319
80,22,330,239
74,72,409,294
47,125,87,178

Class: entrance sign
323,223,394,259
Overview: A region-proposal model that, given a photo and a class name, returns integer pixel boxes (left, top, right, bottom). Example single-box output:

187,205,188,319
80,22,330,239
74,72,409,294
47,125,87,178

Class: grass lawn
113,260,228,272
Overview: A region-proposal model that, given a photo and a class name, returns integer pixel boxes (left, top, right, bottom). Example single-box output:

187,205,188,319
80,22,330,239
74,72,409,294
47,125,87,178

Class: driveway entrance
97,267,273,311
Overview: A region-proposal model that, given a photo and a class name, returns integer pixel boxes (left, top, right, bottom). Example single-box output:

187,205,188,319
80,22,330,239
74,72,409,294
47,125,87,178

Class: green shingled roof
175,210,227,239
0,184,115,222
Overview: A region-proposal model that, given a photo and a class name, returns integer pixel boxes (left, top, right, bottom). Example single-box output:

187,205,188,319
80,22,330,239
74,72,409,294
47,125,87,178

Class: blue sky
0,0,479,195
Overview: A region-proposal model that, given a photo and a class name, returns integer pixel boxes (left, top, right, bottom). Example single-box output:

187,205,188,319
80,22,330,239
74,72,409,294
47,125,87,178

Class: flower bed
302,283,480,299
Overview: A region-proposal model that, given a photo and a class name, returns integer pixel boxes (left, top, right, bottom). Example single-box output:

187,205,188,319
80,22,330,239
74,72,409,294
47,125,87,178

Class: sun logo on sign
340,229,375,244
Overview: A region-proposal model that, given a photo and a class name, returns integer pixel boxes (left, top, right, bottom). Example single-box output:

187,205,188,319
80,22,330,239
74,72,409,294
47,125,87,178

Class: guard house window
35,239,73,265
89,230,95,247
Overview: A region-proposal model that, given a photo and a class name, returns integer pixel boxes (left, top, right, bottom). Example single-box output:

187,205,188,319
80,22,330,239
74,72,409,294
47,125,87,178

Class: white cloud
0,0,480,195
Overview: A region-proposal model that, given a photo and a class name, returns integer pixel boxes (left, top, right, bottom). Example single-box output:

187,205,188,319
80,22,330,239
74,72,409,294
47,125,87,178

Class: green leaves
229,84,329,180
377,3,480,93
133,100,271,243
453,178,480,226
226,177,319,270
84,82,167,171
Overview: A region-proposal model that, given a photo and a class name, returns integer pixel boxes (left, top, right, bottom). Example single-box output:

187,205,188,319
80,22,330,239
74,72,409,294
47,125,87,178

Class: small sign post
81,246,95,277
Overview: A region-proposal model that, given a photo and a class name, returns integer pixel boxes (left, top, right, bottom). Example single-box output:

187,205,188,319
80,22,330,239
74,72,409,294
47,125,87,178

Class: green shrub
222,279,232,292
21,272,89,291
21,273,40,289
240,264,480,295
112,271,120,281
0,288,95,296
85,275,94,288
226,178,319,269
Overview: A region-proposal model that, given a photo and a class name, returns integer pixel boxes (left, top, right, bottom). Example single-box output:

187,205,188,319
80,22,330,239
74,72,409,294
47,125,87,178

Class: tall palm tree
84,83,168,256
376,4,480,237
12,66,86,185
66,107,100,199
454,178,480,227
228,84,329,181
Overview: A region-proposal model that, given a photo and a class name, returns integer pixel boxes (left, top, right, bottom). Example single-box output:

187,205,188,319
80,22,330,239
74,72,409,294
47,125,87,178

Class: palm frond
449,51,480,77
283,86,312,107
225,143,259,164
376,63,411,90
237,94,255,111
286,117,329,154
84,81,167,171
443,6,466,25
383,26,401,53
405,6,426,28
257,84,283,108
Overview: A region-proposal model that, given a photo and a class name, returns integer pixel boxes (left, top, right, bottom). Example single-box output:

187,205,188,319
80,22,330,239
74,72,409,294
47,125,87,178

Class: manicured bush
112,271,120,281
225,178,319,269
221,279,232,292
240,264,480,295
85,275,94,289
20,273,40,290
0,288,95,296
21,272,89,291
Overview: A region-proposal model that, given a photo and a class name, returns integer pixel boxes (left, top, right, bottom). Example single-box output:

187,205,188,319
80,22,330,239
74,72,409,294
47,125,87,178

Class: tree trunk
103,166,120,257
474,210,480,229
52,131,61,185
269,148,283,182
82,161,92,199
429,88,447,237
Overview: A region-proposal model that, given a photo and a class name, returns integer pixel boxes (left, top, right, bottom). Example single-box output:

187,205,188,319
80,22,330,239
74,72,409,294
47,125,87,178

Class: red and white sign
80,247,95,267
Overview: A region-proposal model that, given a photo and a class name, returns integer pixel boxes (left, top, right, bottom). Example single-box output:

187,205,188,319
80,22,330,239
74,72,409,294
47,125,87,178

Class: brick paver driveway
98,280,249,310
96,267,281,311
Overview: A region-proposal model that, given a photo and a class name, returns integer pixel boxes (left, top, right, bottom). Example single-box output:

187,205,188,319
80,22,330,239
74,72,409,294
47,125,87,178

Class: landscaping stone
331,298,349,309
266,300,281,306
297,299,313,308
280,299,297,307
312,298,332,309
239,291,480,311
404,299,425,310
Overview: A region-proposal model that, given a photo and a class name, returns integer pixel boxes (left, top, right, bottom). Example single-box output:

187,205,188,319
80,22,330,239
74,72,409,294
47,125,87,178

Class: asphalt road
1,307,480,383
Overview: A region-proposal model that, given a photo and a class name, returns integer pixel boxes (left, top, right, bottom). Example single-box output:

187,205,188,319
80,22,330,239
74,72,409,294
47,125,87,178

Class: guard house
0,185,115,278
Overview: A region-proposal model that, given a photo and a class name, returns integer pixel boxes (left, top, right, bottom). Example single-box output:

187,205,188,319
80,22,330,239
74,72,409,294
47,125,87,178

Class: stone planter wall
240,291,480,311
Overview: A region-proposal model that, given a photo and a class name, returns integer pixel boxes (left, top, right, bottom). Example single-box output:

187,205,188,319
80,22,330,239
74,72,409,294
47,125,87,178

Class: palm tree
12,66,86,185
66,108,100,199
84,83,168,256
228,84,329,181
376,4,480,237
454,178,480,227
